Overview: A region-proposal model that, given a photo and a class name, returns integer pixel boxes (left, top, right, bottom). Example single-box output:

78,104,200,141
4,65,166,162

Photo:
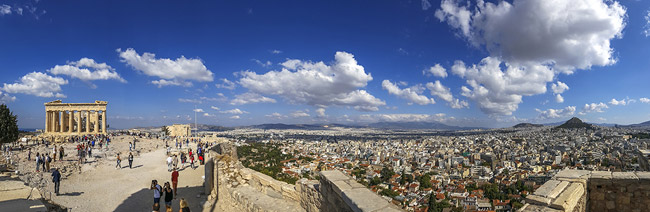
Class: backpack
48,156,52,163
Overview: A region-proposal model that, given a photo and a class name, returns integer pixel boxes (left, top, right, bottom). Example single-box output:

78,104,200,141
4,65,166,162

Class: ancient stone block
550,183,584,211
534,180,569,199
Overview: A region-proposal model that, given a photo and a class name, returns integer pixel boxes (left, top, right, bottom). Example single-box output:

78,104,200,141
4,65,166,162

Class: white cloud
230,115,240,119
452,57,554,115
265,112,285,119
358,113,449,123
581,102,608,114
252,59,272,67
425,80,468,109
535,106,576,119
316,108,326,117
47,58,126,84
382,80,435,105
422,0,432,10
609,98,627,106
640,98,650,103
551,81,569,94
423,64,447,78
193,108,204,113
270,50,282,54
555,94,564,103
0,5,11,15
2,72,68,98
0,91,16,103
178,96,220,104
643,10,650,37
290,110,310,118
210,106,220,110
203,113,215,117
436,0,625,73
118,48,213,87
220,108,248,115
215,78,236,90
238,51,385,111
230,92,276,105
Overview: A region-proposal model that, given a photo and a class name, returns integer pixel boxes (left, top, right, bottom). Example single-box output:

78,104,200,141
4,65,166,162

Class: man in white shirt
166,156,173,172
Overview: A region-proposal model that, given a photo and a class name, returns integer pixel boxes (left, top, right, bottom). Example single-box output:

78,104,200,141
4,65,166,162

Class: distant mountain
542,121,564,126
588,123,618,127
556,117,595,129
365,121,478,130
245,123,357,130
512,123,543,128
623,120,650,128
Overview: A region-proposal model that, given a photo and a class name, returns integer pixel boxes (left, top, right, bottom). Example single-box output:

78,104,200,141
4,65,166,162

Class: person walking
51,167,61,195
171,168,179,196
189,153,194,169
128,152,134,169
35,152,40,172
179,198,190,212
45,153,51,172
150,180,162,205
116,153,122,169
27,148,31,161
129,142,132,152
59,146,64,161
166,155,173,172
52,145,57,162
163,182,173,211
172,155,179,170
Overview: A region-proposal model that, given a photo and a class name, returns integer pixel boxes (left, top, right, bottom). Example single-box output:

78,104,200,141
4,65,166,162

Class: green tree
380,167,395,182
419,173,432,189
0,104,18,145
161,126,170,136
370,176,382,186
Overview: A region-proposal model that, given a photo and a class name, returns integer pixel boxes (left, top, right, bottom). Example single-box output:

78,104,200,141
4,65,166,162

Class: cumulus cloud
2,72,68,98
203,113,215,117
436,0,625,73
555,94,564,103
316,108,326,117
382,80,435,105
265,112,285,119
640,98,650,103
451,57,554,115
551,81,569,94
0,91,16,103
535,106,576,119
434,0,626,116
220,108,248,114
230,115,240,119
358,113,449,123
426,80,468,109
270,50,282,54
193,108,204,113
422,0,432,10
238,51,385,111
210,106,220,110
47,58,126,85
118,48,213,87
215,78,236,90
423,64,447,78
0,5,12,15
580,102,608,114
230,92,276,105
290,110,310,118
609,98,627,106
252,59,272,67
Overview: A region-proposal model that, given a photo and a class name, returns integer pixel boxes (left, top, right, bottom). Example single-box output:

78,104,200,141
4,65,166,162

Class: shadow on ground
113,186,205,212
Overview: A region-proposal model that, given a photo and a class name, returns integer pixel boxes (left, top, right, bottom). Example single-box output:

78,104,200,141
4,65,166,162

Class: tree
161,126,170,136
0,104,18,145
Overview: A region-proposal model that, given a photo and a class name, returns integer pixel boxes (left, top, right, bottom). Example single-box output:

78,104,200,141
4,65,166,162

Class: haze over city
1,0,650,129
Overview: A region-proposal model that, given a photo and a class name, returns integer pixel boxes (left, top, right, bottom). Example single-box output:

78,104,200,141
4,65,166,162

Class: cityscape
1,0,650,212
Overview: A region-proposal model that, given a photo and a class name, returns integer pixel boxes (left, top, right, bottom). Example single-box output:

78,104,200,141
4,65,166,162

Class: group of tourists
150,168,189,212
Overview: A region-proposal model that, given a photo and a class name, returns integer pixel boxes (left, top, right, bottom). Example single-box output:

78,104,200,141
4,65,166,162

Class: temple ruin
44,100,108,135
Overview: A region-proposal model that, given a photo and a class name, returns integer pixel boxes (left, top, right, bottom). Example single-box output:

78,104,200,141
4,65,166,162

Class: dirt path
48,139,206,212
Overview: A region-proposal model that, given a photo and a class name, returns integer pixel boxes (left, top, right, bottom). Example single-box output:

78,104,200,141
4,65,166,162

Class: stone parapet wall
319,170,402,212
520,170,650,212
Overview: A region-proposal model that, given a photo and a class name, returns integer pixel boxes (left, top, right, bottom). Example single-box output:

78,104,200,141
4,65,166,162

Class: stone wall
520,170,650,212
202,143,404,212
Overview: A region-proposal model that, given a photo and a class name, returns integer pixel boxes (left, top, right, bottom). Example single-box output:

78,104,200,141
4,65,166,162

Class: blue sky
1,0,650,129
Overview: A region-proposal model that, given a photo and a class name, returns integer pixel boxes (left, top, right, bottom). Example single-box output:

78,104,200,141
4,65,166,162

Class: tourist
52,145,57,162
163,182,173,210
59,146,64,161
129,142,133,152
27,148,31,161
167,155,173,172
179,198,190,212
151,180,162,205
35,152,40,172
116,153,122,169
128,152,134,169
42,153,46,171
51,167,61,195
45,153,51,172
172,155,178,169
171,168,179,196
189,153,194,169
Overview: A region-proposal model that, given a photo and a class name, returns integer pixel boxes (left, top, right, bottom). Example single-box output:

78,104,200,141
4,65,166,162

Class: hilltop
512,123,543,128
555,117,595,129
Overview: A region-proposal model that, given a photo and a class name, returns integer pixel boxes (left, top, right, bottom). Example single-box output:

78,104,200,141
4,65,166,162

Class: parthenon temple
44,100,108,135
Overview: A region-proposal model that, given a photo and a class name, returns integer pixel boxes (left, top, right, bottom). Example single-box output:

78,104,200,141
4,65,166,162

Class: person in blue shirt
51,167,61,195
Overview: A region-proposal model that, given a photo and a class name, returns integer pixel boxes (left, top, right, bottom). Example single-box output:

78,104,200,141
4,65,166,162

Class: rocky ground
2,135,217,212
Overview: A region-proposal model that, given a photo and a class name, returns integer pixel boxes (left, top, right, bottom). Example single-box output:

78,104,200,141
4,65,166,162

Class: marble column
69,111,74,133
45,111,50,133
50,111,55,133
94,111,99,133
102,110,106,134
77,111,82,133
85,110,90,133
54,111,60,133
